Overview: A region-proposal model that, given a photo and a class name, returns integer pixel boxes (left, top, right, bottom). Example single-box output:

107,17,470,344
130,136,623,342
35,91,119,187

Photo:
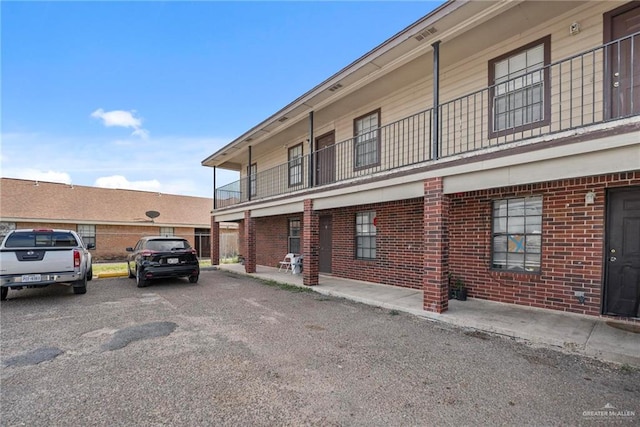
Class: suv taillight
73,249,81,268
141,250,156,257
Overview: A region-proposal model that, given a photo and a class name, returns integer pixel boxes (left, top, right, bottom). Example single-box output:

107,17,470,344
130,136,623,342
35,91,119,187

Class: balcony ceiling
204,0,588,170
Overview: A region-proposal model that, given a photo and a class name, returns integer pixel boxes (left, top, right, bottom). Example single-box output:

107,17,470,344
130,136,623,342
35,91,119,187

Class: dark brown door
605,3,640,118
319,216,332,273
604,187,640,317
316,131,335,186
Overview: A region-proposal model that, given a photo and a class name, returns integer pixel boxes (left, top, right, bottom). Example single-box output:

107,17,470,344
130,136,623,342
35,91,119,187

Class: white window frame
490,36,550,136
491,196,542,273
354,109,380,169
288,144,303,187
356,211,376,260
159,227,175,237
77,224,96,248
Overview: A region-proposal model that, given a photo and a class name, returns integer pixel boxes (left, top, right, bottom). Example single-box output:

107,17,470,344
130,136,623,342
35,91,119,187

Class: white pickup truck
0,229,94,301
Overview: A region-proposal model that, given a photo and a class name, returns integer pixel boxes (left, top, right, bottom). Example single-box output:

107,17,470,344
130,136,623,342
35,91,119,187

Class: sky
1,1,443,198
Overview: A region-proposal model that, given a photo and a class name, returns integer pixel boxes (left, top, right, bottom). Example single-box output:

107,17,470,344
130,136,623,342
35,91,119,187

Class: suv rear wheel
136,268,148,288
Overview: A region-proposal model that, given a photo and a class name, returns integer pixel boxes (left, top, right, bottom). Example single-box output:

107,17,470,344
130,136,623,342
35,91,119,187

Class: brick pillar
244,210,256,273
423,177,449,313
210,217,220,265
303,199,319,286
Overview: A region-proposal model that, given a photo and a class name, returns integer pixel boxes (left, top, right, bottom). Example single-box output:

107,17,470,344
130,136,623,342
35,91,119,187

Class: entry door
319,216,332,273
316,131,335,186
605,3,640,118
604,187,640,317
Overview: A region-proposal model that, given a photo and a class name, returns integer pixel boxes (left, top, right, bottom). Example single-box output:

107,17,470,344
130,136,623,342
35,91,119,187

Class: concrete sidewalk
218,263,640,368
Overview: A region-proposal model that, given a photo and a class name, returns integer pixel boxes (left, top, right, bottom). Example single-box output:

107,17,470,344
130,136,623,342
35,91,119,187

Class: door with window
316,131,335,186
605,3,640,119
604,187,640,318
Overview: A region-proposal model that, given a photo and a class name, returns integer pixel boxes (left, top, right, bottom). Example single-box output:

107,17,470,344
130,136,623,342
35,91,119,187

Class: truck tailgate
0,249,75,276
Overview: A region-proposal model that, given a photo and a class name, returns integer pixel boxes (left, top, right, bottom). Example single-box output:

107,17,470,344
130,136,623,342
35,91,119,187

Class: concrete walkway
218,263,640,368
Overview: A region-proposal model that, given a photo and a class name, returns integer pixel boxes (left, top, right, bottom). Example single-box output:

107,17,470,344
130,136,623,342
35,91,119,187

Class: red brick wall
449,172,640,318
321,198,424,289
253,214,304,268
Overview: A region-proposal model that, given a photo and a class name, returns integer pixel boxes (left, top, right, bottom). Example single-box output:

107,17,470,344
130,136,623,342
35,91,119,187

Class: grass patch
260,279,313,293
389,309,401,316
94,259,213,276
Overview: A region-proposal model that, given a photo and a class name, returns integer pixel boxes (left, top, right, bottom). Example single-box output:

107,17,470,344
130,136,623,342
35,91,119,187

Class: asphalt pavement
1,270,638,426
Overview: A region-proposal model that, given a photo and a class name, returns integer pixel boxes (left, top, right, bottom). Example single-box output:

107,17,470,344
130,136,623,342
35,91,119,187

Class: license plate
22,274,42,283
167,258,179,264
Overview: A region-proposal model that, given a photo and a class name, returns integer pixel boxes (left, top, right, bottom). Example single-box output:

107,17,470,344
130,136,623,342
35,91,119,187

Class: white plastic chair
278,253,296,273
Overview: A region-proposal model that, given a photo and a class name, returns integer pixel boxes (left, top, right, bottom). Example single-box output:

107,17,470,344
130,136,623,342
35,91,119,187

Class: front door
316,131,335,186
605,2,640,119
319,216,332,273
604,187,640,317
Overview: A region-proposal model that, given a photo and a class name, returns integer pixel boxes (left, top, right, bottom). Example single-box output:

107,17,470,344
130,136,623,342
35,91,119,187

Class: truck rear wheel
73,275,87,294
1,287,7,301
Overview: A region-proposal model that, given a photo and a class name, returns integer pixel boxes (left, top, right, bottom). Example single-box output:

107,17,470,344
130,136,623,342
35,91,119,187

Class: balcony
215,33,639,210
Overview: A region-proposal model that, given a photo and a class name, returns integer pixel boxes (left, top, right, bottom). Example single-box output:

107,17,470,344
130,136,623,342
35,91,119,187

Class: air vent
245,138,253,142
414,27,437,42
328,83,343,92
278,116,289,123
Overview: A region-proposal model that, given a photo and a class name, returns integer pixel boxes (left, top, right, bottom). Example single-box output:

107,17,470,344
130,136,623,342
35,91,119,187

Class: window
159,227,175,236
288,218,301,254
354,109,380,169
0,222,16,241
288,144,303,187
492,196,542,272
77,224,96,248
249,163,257,197
356,211,376,260
489,36,550,136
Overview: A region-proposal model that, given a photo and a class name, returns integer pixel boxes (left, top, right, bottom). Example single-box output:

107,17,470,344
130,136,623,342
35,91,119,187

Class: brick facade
210,218,220,265
303,199,319,286
449,172,640,318
243,211,256,273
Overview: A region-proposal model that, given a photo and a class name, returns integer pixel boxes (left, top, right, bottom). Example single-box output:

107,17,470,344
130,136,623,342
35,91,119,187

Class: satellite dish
145,211,160,222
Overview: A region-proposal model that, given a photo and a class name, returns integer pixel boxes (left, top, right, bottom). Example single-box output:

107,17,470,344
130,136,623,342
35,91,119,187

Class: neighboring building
0,178,236,261
204,1,640,320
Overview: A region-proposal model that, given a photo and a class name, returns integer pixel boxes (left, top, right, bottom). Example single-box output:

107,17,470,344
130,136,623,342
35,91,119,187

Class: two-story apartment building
203,1,640,320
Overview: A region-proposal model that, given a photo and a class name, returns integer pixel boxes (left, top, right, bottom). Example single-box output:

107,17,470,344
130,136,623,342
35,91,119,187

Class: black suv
126,236,199,288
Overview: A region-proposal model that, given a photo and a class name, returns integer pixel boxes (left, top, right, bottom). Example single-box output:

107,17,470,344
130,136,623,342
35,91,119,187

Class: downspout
308,111,314,188
432,40,441,161
247,146,252,201
213,166,217,210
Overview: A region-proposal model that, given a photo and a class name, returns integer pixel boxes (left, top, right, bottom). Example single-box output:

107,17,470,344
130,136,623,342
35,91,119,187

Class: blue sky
2,1,442,198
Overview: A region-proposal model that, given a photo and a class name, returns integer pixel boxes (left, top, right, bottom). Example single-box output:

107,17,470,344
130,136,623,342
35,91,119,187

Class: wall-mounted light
570,22,581,36
585,190,596,206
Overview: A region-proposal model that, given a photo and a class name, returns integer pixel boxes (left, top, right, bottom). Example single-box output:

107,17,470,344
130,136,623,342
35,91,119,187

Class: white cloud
91,108,149,139
2,168,72,184
94,175,162,192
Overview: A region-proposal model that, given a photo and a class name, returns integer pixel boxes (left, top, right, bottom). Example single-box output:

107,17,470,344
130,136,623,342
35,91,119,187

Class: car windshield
4,231,78,248
146,239,191,251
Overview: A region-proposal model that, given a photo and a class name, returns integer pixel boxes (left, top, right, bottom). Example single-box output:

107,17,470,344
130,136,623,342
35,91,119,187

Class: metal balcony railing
215,32,639,209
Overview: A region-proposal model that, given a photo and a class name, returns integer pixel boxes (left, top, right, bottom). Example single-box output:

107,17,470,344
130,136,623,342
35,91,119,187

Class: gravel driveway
1,270,638,426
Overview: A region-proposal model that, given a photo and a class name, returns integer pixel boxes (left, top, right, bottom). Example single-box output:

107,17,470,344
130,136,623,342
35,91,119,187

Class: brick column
210,216,220,266
423,177,449,313
244,210,256,273
303,199,319,286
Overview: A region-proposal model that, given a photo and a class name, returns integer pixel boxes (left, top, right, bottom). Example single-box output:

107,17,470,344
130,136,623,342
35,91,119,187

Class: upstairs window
354,109,380,169
77,224,96,248
288,144,303,187
489,36,550,136
356,211,376,260
492,196,542,273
